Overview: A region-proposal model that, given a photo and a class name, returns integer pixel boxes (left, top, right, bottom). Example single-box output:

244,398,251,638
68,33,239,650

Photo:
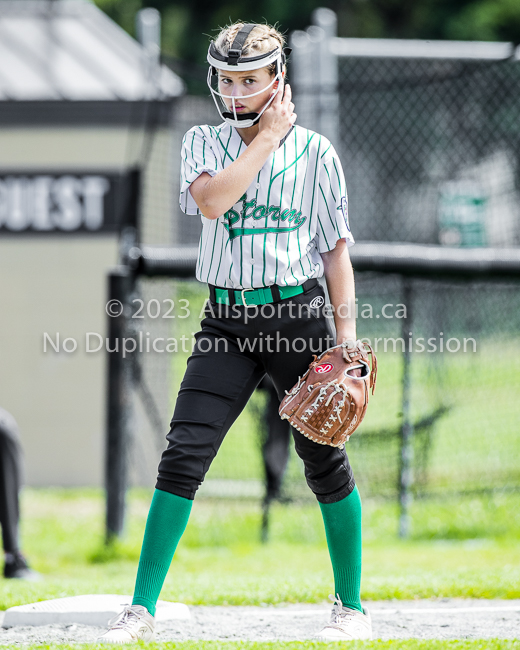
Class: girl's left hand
336,333,362,376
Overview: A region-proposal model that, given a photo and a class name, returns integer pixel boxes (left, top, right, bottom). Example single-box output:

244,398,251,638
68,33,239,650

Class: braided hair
213,23,286,76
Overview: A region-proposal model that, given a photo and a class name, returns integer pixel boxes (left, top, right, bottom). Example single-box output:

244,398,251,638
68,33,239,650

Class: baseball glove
279,341,377,447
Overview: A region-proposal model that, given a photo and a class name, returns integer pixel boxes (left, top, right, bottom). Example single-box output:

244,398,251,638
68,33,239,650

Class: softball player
0,407,39,581
99,22,371,643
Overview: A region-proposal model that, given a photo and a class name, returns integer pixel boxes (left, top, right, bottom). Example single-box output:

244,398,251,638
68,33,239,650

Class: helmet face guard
207,24,291,128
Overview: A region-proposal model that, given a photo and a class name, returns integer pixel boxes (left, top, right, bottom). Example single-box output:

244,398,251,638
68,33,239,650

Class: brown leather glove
279,341,377,447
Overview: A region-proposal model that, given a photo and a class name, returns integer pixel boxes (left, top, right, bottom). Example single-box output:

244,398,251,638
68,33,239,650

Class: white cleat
96,604,155,644
316,595,372,641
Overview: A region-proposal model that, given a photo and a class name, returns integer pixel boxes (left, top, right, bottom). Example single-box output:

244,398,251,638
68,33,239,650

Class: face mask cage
206,63,283,128
206,25,291,128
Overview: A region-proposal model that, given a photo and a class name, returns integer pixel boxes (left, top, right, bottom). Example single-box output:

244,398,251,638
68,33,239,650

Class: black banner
0,171,138,234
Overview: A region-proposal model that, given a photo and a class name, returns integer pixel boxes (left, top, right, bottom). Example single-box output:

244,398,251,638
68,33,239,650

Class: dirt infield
1,599,520,643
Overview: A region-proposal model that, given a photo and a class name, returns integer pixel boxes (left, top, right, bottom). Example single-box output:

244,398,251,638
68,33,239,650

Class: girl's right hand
258,82,297,144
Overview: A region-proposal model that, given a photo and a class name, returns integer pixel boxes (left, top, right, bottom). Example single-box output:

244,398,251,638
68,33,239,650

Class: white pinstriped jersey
179,123,354,289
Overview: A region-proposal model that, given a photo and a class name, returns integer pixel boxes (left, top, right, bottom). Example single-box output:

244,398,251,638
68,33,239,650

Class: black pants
156,281,356,504
258,374,291,501
0,407,23,554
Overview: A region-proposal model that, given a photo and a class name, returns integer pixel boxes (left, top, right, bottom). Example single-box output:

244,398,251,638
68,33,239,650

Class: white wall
0,125,148,486
0,237,119,486
0,123,177,486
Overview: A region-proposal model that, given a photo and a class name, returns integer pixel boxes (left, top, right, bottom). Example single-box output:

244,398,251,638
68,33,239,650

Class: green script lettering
252,205,267,220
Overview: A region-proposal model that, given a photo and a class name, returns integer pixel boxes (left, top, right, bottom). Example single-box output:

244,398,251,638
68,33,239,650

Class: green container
438,181,487,247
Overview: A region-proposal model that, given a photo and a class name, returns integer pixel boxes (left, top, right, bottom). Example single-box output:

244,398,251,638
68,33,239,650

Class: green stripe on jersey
180,124,352,288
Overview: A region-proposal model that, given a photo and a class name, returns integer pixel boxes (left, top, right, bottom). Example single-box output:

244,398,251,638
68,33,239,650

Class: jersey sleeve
179,127,222,215
315,147,355,253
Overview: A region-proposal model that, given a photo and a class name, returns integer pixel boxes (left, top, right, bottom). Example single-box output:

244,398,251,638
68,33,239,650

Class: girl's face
218,66,278,115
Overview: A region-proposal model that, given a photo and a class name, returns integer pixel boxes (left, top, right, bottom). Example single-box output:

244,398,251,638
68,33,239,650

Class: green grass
167,282,520,496
1,489,520,612
12,641,520,650
4,285,520,641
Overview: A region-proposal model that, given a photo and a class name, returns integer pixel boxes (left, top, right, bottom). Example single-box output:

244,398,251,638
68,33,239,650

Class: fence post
105,266,134,542
290,10,340,145
311,8,339,145
136,8,162,100
289,29,317,130
398,279,414,538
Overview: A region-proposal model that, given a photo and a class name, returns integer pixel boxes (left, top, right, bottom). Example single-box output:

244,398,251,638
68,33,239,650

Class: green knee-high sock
132,489,192,616
319,485,363,612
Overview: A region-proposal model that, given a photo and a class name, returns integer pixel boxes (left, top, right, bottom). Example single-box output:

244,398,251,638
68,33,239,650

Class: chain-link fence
291,11,520,247
347,274,520,499
127,272,520,504
118,34,520,527
337,56,520,246
124,96,214,489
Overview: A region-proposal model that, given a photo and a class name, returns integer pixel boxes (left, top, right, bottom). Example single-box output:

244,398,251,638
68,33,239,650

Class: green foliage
168,282,520,499
444,0,520,42
93,0,142,37
92,0,319,66
91,0,520,95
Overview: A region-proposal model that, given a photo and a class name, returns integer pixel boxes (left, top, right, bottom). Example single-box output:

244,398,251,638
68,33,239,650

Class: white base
2,594,190,628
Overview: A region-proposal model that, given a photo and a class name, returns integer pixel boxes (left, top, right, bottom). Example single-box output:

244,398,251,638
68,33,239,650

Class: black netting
337,57,520,246
125,80,520,508
127,274,520,501
346,274,520,499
